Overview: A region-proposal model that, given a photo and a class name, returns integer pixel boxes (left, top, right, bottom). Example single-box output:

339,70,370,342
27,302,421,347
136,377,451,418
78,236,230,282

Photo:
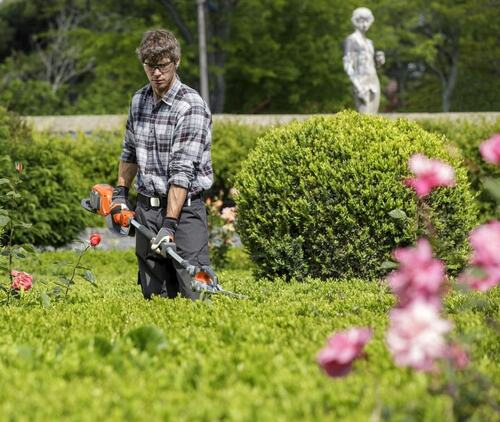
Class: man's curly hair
136,29,181,64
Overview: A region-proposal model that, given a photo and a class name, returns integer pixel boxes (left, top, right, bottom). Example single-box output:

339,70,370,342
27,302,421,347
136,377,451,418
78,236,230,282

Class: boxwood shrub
0,108,88,246
417,118,500,222
235,111,478,281
209,122,268,200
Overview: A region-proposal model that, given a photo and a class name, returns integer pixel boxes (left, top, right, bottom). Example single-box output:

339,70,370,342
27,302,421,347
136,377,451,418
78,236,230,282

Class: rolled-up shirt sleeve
120,107,137,163
168,104,210,189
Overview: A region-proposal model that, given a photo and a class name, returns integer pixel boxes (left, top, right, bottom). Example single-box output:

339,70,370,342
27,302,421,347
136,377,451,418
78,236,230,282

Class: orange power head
86,184,115,216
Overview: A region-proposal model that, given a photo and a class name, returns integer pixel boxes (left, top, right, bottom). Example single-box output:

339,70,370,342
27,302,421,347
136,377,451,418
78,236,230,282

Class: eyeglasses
143,61,174,73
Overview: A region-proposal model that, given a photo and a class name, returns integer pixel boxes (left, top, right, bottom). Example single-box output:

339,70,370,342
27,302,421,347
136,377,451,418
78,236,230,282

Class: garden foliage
210,122,267,200
0,250,497,420
417,118,500,222
0,108,87,246
235,111,478,280
0,106,266,246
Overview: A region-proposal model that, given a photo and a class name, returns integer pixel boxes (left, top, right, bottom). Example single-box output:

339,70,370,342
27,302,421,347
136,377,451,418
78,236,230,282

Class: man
113,29,213,300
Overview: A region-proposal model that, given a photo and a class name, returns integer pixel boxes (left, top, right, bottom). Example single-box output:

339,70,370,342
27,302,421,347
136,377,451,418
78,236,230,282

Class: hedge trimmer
81,184,245,300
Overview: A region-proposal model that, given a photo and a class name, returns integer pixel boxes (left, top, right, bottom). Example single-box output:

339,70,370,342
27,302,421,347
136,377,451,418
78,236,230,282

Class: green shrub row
2,104,498,249
0,250,497,421
210,122,268,199
0,107,266,246
417,118,500,222
0,109,88,247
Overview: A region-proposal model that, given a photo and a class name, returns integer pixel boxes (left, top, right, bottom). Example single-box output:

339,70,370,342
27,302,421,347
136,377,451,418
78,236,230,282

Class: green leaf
388,209,408,220
40,292,51,308
6,191,21,199
0,215,10,228
50,286,63,297
82,270,97,286
13,222,33,229
0,178,13,187
57,277,73,287
20,244,36,254
379,260,399,270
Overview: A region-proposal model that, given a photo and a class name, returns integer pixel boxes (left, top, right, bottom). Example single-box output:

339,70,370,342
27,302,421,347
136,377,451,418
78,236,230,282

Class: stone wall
25,112,500,133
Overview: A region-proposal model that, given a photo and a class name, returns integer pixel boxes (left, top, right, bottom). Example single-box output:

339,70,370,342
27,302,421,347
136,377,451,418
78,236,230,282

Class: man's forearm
117,161,138,188
166,185,187,220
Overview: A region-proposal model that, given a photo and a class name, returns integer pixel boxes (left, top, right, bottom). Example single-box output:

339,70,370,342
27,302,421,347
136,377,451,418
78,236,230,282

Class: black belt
137,191,203,208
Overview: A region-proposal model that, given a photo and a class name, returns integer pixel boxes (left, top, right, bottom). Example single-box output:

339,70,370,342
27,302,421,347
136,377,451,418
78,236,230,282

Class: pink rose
459,267,499,292
316,327,372,378
459,221,500,292
404,153,455,198
469,221,500,268
221,207,236,224
386,300,452,372
89,233,101,247
388,238,445,307
11,270,33,292
479,134,500,165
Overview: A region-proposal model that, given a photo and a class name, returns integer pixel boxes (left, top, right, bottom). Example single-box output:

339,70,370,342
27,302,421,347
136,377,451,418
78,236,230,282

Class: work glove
151,217,178,256
111,185,131,210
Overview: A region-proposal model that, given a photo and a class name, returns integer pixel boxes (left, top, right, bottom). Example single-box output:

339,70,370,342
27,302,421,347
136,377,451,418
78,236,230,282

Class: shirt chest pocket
134,121,153,144
156,124,175,148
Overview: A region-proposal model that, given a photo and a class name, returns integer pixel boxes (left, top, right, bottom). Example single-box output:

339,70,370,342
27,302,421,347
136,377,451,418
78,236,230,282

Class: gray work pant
135,197,210,300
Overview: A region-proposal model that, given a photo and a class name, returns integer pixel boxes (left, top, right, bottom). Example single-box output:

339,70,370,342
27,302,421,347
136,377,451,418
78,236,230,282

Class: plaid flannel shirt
120,77,213,196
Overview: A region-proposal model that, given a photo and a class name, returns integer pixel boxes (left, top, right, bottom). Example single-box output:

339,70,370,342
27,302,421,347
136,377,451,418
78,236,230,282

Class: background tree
0,0,498,114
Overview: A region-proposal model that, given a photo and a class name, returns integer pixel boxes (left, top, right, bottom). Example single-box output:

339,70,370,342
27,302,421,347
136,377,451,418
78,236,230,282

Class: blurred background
0,0,499,116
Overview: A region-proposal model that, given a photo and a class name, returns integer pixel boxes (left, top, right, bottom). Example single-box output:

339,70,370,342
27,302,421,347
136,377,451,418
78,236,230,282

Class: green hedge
417,118,500,222
0,109,88,247
235,111,478,281
39,131,125,229
3,106,498,250
0,250,497,421
209,122,268,200
0,106,267,246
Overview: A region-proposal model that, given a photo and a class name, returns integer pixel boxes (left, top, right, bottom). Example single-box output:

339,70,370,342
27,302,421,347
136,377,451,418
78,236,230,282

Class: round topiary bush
234,111,478,280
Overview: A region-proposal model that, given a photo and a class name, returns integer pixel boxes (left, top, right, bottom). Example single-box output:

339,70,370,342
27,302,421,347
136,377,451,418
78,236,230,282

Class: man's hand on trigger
151,217,178,255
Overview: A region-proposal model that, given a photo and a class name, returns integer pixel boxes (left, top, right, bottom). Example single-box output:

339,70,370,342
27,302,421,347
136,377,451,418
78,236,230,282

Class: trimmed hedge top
235,110,478,280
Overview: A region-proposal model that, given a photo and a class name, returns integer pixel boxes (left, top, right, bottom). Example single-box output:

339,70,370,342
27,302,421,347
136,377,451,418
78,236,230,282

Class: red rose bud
15,162,23,174
89,233,101,247
11,270,33,292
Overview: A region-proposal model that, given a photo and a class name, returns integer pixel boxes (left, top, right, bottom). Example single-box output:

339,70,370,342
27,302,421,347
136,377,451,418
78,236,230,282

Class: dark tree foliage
0,0,498,114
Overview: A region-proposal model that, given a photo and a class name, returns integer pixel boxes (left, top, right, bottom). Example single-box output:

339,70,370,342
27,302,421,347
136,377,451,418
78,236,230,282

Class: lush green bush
0,108,88,247
209,122,268,200
235,111,478,281
39,131,125,228
0,250,497,420
417,118,500,222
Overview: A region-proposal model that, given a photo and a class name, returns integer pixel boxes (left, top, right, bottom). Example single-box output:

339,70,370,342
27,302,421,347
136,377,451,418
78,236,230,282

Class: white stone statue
343,7,385,114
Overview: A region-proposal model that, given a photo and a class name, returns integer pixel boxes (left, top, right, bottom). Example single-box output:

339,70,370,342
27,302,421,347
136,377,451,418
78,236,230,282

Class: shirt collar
160,76,181,106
